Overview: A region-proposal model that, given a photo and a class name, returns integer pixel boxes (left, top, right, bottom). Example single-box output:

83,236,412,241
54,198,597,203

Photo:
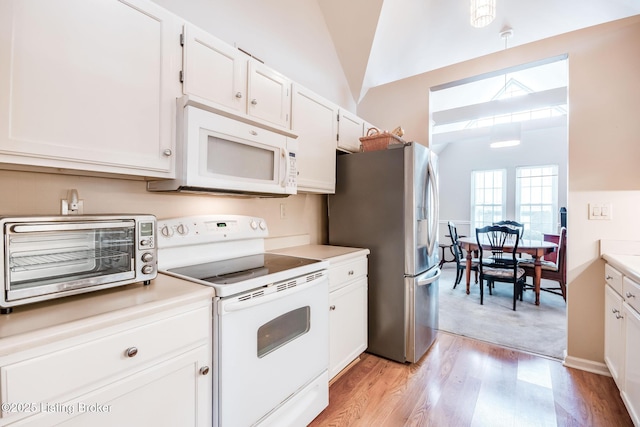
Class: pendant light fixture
470,0,496,28
490,27,521,149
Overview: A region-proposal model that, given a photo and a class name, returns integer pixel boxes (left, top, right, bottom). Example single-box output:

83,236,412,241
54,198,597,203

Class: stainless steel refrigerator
328,142,440,363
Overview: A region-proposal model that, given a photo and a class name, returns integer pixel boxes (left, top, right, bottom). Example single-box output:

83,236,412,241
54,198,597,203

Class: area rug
437,265,567,360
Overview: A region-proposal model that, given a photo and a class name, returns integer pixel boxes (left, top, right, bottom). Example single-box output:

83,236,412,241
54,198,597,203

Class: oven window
6,226,135,294
207,136,275,180
257,306,310,358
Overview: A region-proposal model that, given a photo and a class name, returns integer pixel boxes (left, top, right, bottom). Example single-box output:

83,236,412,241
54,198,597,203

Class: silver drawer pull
199,366,210,376
616,313,625,320
235,92,243,99
329,305,336,311
606,275,614,280
125,347,138,358
163,149,172,157
348,270,354,275
251,99,258,105
626,292,636,299
612,308,620,314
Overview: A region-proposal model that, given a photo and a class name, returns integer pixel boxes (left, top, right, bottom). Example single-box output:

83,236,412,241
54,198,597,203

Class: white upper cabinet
291,84,338,193
337,110,364,153
182,24,247,114
0,0,183,178
247,61,291,128
182,24,291,130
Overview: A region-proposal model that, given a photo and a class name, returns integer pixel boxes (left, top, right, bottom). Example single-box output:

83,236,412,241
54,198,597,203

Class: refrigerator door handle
426,155,439,256
417,268,441,286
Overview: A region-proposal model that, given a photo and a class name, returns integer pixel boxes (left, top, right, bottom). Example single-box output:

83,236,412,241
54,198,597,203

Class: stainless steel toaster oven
0,214,157,313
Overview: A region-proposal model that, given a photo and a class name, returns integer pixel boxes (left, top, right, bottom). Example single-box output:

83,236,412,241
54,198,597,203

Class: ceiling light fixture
470,0,496,28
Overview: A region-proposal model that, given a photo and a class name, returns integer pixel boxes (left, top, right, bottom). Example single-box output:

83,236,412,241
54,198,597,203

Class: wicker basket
359,128,405,152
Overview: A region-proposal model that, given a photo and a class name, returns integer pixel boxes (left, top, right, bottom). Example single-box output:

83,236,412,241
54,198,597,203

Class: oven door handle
10,221,134,233
220,276,326,314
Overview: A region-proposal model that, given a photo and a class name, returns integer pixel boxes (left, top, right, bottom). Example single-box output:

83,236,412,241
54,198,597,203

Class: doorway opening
430,56,568,359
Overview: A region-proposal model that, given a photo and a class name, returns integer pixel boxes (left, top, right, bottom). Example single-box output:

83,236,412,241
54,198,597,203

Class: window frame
470,169,507,233
515,165,559,240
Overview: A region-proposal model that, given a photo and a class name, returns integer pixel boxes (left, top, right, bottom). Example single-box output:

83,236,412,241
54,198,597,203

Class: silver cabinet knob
200,366,210,376
251,99,258,106
125,347,138,358
329,305,336,311
348,270,354,275
235,92,243,99
163,149,172,157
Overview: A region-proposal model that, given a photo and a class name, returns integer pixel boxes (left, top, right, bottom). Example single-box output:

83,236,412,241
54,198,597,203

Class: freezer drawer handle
417,268,441,287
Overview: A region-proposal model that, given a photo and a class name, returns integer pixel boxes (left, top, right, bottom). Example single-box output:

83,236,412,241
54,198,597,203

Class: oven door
185,106,296,195
215,271,328,427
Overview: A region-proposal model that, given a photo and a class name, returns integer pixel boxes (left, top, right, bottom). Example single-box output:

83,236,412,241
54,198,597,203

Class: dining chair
475,225,526,311
521,227,567,301
493,220,525,238
447,221,478,289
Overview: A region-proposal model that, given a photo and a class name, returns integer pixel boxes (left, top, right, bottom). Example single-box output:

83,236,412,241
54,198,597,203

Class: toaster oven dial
141,252,154,263
141,265,155,275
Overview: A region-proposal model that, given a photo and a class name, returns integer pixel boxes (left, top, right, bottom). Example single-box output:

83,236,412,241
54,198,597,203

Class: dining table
457,236,558,305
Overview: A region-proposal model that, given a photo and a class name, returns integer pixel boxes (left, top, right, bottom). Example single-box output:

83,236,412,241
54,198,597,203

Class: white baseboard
563,354,611,377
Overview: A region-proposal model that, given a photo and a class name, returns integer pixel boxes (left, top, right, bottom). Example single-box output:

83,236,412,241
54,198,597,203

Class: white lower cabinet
328,253,368,380
0,305,212,426
603,262,640,426
623,301,640,425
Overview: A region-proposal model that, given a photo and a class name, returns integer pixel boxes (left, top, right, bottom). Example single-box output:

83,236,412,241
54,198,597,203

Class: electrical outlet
280,203,286,219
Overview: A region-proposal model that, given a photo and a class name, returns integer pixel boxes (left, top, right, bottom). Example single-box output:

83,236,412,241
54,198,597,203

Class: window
516,165,558,240
471,169,506,232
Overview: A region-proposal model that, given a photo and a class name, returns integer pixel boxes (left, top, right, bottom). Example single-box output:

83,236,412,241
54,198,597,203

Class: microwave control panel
286,151,297,194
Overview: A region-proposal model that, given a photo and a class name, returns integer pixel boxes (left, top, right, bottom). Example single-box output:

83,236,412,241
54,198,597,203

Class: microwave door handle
280,148,289,187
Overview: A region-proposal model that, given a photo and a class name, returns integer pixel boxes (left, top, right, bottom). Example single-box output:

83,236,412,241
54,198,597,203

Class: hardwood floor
310,332,633,427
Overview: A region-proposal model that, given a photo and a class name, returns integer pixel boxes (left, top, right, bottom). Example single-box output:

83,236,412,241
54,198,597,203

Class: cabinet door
605,284,625,388
291,84,337,193
182,24,247,113
0,0,181,177
624,303,640,426
337,110,364,152
329,278,367,379
247,61,291,128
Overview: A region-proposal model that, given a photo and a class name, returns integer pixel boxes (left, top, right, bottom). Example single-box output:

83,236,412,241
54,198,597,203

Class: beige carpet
438,264,567,359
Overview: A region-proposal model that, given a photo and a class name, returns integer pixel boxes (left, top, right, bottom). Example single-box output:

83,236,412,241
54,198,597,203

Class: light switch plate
588,203,612,220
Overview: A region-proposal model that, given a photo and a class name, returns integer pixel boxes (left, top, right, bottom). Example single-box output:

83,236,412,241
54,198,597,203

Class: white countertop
602,253,640,283
0,275,213,357
269,244,369,263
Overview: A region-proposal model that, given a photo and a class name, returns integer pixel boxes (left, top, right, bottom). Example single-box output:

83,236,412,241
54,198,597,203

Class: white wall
438,125,568,242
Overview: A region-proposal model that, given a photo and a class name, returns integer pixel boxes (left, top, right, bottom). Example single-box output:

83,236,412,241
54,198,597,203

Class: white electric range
157,215,329,427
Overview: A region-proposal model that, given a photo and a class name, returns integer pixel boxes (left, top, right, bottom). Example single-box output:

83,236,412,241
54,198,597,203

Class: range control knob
250,220,258,230
176,224,189,235
141,265,155,275
141,252,154,263
160,225,173,238
259,221,267,230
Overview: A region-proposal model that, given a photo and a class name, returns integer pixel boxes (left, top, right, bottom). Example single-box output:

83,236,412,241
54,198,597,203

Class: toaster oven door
4,220,137,302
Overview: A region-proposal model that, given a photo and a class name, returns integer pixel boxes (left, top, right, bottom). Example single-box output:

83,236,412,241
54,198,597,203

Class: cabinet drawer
624,277,640,314
605,264,623,295
1,306,209,414
329,257,367,292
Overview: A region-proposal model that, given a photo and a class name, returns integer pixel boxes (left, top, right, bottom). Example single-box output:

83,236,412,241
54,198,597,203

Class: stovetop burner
167,253,319,285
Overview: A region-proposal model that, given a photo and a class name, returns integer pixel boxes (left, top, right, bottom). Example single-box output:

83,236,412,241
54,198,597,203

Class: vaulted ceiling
317,0,640,103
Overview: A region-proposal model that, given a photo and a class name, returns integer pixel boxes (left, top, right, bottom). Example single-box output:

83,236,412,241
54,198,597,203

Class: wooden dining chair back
493,220,525,238
475,225,526,310
447,221,467,288
522,227,567,301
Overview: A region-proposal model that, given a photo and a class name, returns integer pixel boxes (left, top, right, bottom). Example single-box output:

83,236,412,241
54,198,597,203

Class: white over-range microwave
147,98,298,196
